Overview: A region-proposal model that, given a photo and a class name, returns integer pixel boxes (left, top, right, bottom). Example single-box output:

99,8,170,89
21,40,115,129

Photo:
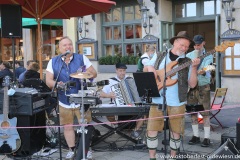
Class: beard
175,50,185,56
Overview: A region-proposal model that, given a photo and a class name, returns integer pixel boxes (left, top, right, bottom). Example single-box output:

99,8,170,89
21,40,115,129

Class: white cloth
192,124,199,137
140,53,150,66
204,126,210,138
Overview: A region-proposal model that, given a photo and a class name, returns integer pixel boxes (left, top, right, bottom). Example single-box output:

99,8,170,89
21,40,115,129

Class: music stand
23,78,51,93
133,72,160,103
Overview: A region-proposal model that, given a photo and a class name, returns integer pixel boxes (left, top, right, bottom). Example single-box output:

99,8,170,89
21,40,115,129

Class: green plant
98,56,106,65
98,55,139,65
129,55,137,65
120,56,129,64
105,55,113,65
112,55,121,64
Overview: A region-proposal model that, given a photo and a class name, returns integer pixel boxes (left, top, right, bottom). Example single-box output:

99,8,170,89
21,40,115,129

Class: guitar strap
110,76,132,82
110,77,120,82
154,52,167,70
197,51,205,70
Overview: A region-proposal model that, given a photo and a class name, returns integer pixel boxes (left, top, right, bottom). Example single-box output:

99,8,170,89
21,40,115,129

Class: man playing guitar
144,31,200,160
187,35,213,147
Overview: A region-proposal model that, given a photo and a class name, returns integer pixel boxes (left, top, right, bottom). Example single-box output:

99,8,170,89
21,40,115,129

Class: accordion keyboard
111,83,126,105
110,78,141,106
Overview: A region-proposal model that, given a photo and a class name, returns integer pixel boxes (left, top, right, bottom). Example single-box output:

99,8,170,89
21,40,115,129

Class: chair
210,88,228,129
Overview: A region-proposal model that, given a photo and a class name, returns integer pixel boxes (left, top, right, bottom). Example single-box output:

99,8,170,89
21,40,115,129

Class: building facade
1,0,239,102
64,0,240,102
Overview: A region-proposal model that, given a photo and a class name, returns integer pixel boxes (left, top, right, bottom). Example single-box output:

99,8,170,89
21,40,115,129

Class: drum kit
68,71,107,160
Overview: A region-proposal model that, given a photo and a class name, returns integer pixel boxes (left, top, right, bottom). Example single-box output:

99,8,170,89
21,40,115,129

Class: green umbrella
0,18,63,28
22,18,62,27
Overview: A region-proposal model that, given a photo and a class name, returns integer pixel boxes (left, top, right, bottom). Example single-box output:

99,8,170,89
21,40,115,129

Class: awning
0,18,63,28
22,18,63,27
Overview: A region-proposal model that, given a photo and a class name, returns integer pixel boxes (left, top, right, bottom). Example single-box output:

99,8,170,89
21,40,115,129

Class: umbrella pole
37,20,43,79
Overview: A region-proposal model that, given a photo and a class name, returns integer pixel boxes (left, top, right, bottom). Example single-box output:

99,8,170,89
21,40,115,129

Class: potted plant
98,55,139,73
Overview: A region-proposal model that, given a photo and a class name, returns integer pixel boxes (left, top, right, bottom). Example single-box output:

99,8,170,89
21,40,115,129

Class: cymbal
70,72,93,79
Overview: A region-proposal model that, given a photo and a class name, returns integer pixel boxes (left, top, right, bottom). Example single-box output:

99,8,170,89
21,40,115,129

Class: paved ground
1,103,240,160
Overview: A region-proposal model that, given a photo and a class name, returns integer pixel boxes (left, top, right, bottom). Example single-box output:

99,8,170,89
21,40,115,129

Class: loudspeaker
207,139,240,160
13,111,46,156
221,131,236,146
0,4,22,38
236,122,240,149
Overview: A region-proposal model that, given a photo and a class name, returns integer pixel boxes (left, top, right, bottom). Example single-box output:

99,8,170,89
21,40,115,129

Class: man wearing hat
186,35,213,147
100,62,144,138
144,31,200,160
100,63,129,99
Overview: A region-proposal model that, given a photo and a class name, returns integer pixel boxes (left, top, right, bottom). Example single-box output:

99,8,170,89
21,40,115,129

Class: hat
193,35,205,44
116,63,127,69
169,31,195,46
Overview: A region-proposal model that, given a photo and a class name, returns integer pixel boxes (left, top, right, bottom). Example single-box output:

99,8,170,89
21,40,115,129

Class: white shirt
141,52,150,66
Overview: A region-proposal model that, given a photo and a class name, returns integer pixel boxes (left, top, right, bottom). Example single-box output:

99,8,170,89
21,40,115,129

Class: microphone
163,43,168,51
61,50,70,57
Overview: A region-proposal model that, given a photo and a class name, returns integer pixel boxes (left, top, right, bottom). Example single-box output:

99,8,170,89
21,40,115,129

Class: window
102,3,143,56
223,42,240,76
186,3,196,17
173,0,220,21
175,2,196,18
204,0,215,15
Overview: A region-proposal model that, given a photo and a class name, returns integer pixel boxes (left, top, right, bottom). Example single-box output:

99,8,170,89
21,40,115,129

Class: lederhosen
147,52,190,134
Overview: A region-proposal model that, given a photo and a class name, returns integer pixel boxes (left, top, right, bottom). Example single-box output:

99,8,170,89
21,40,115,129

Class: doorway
175,21,215,51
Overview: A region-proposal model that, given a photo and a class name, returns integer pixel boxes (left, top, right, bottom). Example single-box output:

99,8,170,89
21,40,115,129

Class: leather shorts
147,105,185,134
187,84,211,116
59,105,92,125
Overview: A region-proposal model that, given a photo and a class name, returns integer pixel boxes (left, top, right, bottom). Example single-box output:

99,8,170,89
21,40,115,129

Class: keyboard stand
91,115,140,146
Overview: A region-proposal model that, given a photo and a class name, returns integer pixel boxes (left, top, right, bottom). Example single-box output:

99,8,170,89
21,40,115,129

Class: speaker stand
11,37,16,82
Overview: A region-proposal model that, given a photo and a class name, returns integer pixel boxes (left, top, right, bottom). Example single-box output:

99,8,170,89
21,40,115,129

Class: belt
198,84,210,90
151,104,162,110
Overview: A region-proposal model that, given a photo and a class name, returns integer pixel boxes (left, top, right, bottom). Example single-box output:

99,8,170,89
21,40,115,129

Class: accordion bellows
111,78,141,106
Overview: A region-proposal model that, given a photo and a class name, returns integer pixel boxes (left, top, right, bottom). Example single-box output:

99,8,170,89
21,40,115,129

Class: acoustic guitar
0,76,21,154
155,41,235,91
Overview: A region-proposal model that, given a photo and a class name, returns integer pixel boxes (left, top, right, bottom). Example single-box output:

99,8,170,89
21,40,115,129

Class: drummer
99,63,144,139
46,36,97,160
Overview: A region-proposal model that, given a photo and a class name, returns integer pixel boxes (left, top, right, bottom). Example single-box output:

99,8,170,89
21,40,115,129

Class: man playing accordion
100,63,144,139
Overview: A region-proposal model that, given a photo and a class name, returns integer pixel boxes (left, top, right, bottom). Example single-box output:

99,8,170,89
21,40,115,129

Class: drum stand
76,78,88,160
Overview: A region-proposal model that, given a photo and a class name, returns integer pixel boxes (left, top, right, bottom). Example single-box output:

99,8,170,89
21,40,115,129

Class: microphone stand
51,56,66,160
78,78,88,160
160,51,168,160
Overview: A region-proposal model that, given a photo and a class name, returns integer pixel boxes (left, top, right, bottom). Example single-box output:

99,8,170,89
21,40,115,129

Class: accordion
111,78,141,106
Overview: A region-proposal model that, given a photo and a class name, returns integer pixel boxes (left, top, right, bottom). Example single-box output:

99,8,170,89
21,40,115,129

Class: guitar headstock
2,76,11,87
215,41,235,52
223,41,235,47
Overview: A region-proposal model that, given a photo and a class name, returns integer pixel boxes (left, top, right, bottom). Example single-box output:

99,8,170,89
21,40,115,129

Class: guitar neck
166,49,216,77
3,86,9,121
